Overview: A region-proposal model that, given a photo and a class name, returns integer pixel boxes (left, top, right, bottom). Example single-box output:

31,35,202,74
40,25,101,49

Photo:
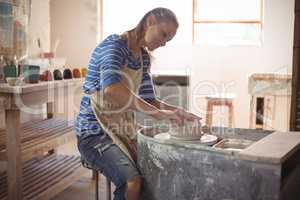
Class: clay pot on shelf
40,70,53,81
23,65,40,84
81,68,87,77
4,63,17,78
63,68,73,79
53,69,63,80
73,68,81,78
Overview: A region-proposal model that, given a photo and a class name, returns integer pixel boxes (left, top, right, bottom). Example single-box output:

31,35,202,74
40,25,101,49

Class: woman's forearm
151,99,182,111
104,82,160,116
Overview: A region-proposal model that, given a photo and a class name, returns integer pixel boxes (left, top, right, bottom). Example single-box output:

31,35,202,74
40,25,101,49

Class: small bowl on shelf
6,77,24,86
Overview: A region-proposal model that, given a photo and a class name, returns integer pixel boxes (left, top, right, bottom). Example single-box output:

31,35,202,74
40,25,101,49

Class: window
193,0,263,46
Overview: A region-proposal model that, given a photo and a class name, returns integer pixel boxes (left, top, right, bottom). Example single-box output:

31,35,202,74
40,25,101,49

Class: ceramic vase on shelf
40,70,52,81
53,69,63,80
23,65,40,83
63,68,72,79
73,68,81,78
81,67,87,77
4,61,17,78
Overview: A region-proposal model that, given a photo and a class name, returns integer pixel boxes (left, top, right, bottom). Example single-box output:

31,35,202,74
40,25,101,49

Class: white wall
145,0,295,129
102,0,193,70
46,0,295,129
50,0,99,68
188,0,295,129
22,0,50,123
50,0,99,118
0,0,50,127
27,0,51,57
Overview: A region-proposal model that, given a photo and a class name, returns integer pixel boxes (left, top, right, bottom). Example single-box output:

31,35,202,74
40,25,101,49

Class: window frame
192,0,264,45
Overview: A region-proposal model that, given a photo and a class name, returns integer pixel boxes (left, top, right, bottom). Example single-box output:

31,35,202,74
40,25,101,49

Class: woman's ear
146,14,157,26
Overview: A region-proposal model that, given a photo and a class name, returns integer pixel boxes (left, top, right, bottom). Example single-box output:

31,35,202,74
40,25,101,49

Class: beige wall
49,0,100,119
23,0,50,123
150,0,295,130
49,0,295,130
1,0,97,126
28,0,51,57
0,0,51,127
50,0,100,68
7,0,294,130
189,0,295,129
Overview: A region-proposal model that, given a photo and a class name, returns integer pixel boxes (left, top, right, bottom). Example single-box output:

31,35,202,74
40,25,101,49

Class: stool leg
249,96,255,129
95,170,99,200
106,178,111,200
206,101,213,127
228,102,234,128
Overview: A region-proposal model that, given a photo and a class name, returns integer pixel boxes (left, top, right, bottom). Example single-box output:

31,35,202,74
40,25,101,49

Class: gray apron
90,53,144,162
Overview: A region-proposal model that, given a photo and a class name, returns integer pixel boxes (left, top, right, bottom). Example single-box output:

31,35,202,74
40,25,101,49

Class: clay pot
81,68,87,77
73,68,81,78
63,68,73,79
4,64,17,78
169,121,203,140
40,70,52,81
53,69,63,80
23,65,40,83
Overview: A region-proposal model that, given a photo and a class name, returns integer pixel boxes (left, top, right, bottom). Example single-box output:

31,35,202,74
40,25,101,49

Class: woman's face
143,17,177,51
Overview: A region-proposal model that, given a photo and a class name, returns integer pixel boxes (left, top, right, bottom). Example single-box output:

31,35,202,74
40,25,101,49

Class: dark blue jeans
77,134,141,200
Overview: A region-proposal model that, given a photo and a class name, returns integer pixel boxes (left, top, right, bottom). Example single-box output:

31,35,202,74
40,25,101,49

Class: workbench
0,79,88,200
138,126,300,200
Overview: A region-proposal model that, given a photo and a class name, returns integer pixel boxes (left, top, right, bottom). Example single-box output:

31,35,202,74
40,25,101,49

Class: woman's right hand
153,109,183,125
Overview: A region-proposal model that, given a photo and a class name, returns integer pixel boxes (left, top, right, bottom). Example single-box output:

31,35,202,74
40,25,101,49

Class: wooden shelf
0,154,89,200
0,118,75,161
0,78,85,94
0,77,85,199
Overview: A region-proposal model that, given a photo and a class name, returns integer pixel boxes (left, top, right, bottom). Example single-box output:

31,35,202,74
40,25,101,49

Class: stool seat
205,93,235,100
205,94,235,128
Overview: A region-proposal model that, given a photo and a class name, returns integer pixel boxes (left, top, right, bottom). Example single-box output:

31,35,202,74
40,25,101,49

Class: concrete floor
0,136,115,200
51,137,115,200
51,171,114,200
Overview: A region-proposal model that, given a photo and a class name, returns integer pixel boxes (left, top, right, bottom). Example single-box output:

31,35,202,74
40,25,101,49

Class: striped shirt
75,34,156,137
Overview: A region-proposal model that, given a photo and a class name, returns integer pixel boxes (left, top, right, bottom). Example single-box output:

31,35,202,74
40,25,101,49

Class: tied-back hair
131,7,179,47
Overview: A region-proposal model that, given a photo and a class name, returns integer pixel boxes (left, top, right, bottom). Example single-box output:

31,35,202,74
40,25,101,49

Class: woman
76,7,201,200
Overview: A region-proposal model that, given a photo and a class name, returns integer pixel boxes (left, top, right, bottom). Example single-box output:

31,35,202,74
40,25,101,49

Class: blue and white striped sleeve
98,42,126,89
138,67,156,103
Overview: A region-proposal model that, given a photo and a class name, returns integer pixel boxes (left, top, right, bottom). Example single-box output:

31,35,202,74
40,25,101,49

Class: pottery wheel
154,132,218,146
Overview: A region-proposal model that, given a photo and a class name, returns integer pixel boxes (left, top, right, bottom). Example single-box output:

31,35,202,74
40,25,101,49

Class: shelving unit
0,79,85,200
0,118,75,161
0,154,88,200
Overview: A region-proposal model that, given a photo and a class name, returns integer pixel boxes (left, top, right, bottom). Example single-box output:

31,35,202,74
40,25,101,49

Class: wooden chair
81,158,112,200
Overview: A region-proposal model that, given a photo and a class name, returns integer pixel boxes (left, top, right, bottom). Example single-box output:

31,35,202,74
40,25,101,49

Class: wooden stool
205,94,235,128
81,158,112,200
